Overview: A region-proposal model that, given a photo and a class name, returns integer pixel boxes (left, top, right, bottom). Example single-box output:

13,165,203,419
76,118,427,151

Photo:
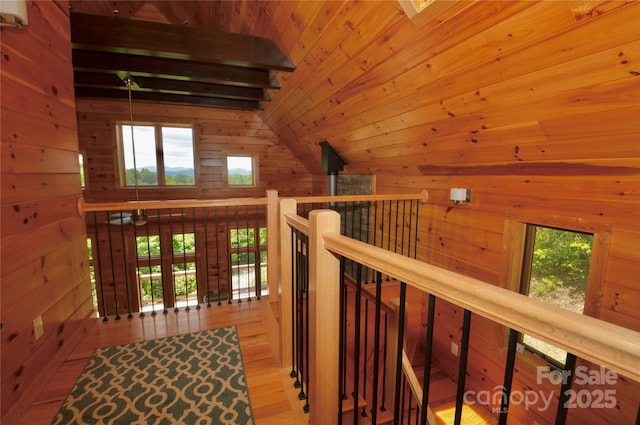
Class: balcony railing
79,195,272,319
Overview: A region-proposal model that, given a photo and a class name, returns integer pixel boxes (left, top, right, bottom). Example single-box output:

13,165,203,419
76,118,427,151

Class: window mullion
156,125,166,186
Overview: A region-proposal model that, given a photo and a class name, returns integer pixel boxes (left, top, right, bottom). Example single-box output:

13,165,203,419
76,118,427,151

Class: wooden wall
76,99,322,202
376,172,639,423
0,1,94,422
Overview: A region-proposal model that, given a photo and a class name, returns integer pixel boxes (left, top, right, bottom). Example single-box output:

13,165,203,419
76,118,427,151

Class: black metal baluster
393,200,400,254
400,200,407,257
381,311,388,412
303,233,310,413
362,295,369,418
393,282,407,424
290,229,298,382
420,294,436,425
204,207,211,308
353,264,363,425
413,200,420,260
499,329,519,424
555,353,577,425
454,310,472,425
371,271,383,423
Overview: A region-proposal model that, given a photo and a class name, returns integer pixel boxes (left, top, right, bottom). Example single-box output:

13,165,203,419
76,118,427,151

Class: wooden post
308,209,341,425
279,198,297,368
266,190,279,298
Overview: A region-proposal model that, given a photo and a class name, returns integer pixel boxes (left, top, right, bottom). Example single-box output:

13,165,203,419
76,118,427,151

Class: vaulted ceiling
68,1,639,176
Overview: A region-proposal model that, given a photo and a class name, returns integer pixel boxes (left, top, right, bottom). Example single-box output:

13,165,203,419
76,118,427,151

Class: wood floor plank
18,301,306,425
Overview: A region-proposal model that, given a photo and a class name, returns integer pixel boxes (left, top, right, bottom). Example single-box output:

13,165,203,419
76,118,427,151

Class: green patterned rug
51,326,254,424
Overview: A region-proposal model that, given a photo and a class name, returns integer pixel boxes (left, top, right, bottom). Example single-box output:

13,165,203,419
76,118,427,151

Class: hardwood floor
18,300,309,425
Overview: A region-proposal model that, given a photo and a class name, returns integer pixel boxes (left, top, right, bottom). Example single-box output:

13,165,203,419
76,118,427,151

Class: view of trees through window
135,233,197,310
520,225,593,366
230,227,268,298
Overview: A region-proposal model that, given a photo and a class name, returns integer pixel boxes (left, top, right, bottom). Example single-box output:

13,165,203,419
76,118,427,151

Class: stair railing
282,208,640,425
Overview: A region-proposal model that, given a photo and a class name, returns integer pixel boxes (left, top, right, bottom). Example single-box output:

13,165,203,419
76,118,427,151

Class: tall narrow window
226,155,255,187
519,225,593,366
119,123,195,187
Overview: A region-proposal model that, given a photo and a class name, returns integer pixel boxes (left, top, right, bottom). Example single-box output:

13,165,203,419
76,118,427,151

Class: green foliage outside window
228,173,253,185
529,227,593,297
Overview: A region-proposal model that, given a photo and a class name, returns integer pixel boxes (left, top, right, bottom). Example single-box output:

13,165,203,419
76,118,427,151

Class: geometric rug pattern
51,326,254,425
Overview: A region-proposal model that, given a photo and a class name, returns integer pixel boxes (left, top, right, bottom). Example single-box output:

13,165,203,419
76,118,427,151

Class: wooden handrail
402,350,437,425
291,189,428,205
77,196,268,215
322,232,640,382
284,213,309,234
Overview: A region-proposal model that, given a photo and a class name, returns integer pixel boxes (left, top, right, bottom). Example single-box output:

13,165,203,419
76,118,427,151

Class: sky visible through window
227,156,252,172
122,125,194,170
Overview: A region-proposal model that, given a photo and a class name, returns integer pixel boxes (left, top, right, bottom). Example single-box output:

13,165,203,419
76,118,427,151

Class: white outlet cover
451,342,458,356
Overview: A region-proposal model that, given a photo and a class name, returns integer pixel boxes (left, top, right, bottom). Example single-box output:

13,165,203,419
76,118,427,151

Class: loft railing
281,208,640,425
78,195,275,319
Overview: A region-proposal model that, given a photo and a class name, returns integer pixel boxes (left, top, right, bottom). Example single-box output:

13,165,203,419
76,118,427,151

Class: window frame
501,214,611,368
115,121,197,188
518,224,594,367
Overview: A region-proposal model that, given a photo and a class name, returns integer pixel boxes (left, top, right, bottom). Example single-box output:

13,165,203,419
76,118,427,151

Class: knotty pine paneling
76,99,319,203
377,170,639,424
0,2,94,422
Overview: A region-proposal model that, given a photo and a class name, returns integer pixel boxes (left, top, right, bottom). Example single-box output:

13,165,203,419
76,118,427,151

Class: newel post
308,209,341,425
279,198,297,368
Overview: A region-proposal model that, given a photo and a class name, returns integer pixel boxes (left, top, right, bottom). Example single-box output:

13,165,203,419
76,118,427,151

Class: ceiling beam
74,87,263,110
73,72,270,102
70,12,296,72
72,50,279,89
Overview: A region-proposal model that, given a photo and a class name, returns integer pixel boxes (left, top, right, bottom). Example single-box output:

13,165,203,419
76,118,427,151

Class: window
226,155,255,187
229,227,268,299
519,225,593,367
118,124,195,187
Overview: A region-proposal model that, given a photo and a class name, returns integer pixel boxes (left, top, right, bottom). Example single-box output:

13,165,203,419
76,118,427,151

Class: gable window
226,155,255,187
518,224,594,367
118,123,195,187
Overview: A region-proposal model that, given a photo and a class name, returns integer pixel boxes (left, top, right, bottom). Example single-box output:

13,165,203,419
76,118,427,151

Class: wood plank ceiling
68,1,640,176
